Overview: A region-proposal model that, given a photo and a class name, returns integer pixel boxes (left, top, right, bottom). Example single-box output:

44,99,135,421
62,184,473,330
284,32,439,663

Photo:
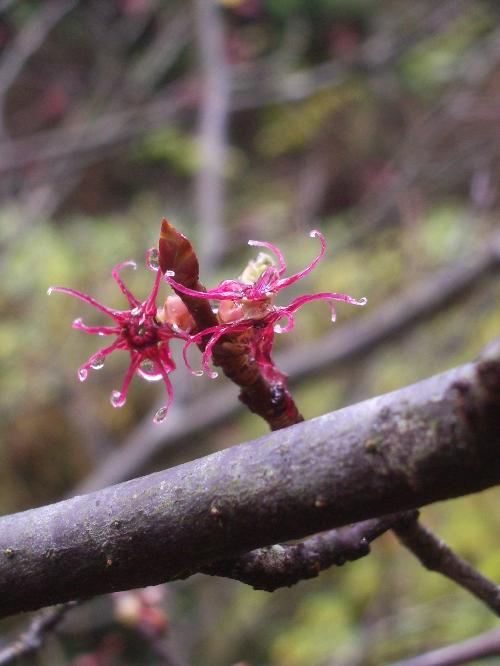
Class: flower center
123,311,160,349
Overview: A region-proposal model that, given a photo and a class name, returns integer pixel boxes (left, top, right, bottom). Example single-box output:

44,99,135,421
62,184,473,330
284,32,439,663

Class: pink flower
166,231,366,381
48,249,194,423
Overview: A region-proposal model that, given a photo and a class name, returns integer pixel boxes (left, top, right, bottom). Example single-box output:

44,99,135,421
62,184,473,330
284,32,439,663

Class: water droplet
47,287,54,295
90,355,105,370
358,297,367,306
140,358,155,373
147,248,160,272
274,324,284,334
208,370,219,380
192,370,204,377
131,306,141,316
153,406,169,423
110,390,124,407
165,270,175,277
138,359,163,382
78,367,88,382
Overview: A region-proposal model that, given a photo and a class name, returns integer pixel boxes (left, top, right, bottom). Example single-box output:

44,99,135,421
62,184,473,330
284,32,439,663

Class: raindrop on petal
147,248,160,272
153,406,169,423
131,306,141,316
47,287,54,295
138,359,162,382
357,297,368,306
78,367,88,382
90,355,105,370
140,358,155,373
110,390,125,408
208,370,219,380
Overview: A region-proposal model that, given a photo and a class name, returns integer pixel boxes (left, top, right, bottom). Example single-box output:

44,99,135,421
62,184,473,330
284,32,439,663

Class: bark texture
0,343,499,618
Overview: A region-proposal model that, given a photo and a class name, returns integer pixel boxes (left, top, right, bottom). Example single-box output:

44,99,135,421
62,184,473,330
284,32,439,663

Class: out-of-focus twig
194,0,230,273
393,518,500,616
0,0,78,137
388,627,500,666
0,602,78,665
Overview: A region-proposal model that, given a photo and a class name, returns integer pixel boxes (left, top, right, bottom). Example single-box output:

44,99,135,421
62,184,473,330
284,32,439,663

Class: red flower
48,249,194,423
166,231,366,381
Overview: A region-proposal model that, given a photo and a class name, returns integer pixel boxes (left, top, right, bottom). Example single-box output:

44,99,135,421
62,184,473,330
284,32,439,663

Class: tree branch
76,236,500,494
394,518,500,615
0,342,499,618
200,512,416,592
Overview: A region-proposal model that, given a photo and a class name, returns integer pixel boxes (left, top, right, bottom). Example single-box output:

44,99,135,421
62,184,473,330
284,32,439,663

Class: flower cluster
48,249,195,423
167,230,366,383
49,230,365,423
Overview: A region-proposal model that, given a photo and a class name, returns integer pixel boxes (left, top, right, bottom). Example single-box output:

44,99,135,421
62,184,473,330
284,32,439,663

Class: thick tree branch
0,343,499,618
394,518,500,615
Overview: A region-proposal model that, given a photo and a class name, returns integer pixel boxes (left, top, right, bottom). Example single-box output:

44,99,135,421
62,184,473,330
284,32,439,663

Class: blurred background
0,0,499,664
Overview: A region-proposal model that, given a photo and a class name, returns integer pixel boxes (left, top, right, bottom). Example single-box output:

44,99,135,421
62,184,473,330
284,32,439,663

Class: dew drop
208,370,219,380
357,297,368,306
153,406,169,423
47,287,54,295
90,355,105,370
110,390,124,407
274,324,284,334
147,248,160,272
138,359,163,382
78,367,88,382
140,358,155,373
192,369,204,377
131,306,141,316
165,270,175,277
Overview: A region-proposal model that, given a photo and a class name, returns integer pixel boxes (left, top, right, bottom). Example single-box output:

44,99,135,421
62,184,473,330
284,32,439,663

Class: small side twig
393,517,500,615
200,512,416,592
388,627,500,666
0,601,78,665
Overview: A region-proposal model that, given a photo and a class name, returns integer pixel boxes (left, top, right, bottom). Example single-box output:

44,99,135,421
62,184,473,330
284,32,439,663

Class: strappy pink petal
144,267,163,315
254,266,278,294
110,354,141,407
248,239,287,275
165,274,242,300
77,339,126,382
158,344,176,373
111,260,140,307
275,230,327,290
201,322,249,379
152,364,175,424
286,292,367,320
48,286,122,319
273,310,295,334
72,318,121,336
